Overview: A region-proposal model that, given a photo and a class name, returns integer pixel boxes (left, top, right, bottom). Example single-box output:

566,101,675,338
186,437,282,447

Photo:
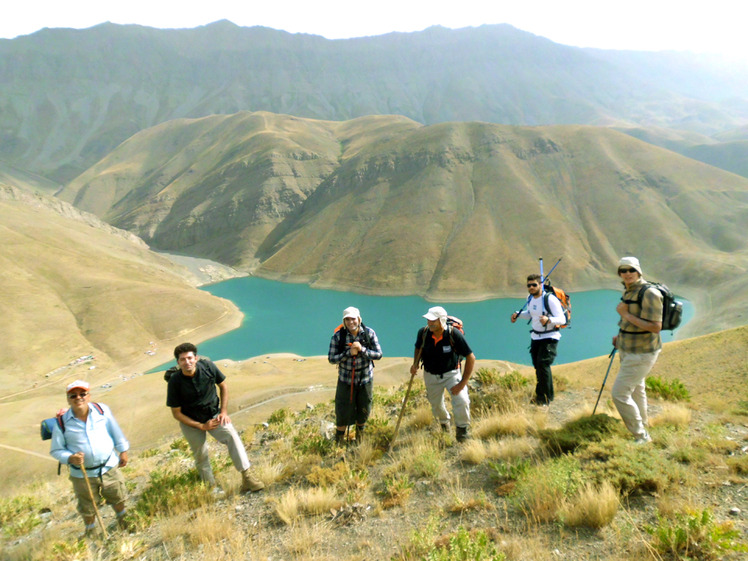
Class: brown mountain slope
58,112,748,336
0,185,240,390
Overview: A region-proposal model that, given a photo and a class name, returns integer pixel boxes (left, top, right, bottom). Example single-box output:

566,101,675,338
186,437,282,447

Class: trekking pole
544,258,562,282
387,369,417,453
81,465,109,539
592,348,617,415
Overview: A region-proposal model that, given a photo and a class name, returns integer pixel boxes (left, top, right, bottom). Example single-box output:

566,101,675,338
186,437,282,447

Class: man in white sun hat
612,256,663,444
410,306,475,442
328,306,382,444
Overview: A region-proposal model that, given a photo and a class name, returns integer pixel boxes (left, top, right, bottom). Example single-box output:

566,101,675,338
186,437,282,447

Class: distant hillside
616,127,748,180
0,183,240,390
2,21,748,182
57,111,748,337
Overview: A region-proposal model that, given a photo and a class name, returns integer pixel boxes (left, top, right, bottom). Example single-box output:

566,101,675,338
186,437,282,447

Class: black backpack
334,323,373,356
623,282,683,332
417,316,466,366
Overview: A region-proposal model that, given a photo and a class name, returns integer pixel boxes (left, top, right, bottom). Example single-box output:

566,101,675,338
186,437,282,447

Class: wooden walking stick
387,372,416,453
81,465,109,539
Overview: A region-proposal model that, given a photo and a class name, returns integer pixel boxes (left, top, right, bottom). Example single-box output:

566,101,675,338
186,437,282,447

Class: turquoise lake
156,277,693,369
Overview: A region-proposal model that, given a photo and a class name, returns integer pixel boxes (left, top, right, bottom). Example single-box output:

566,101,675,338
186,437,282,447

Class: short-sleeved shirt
166,359,225,423
415,326,473,375
617,278,663,354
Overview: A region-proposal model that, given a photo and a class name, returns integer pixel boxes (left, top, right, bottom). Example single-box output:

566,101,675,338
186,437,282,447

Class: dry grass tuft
284,520,330,556
459,439,488,465
561,481,619,528
406,404,435,429
485,436,538,462
253,458,289,486
298,486,344,515
473,411,535,439
276,487,301,526
650,403,692,428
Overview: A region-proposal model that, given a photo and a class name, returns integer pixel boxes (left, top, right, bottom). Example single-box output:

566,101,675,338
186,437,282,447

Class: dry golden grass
561,481,619,528
298,487,343,515
406,404,435,430
253,458,289,486
472,411,535,439
650,403,692,428
485,436,538,462
284,520,332,556
459,439,488,465
275,487,301,526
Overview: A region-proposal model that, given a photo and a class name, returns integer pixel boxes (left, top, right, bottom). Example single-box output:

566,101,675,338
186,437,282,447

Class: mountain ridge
2,21,747,182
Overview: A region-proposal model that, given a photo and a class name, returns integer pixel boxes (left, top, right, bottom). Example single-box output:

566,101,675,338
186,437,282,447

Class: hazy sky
3,1,746,58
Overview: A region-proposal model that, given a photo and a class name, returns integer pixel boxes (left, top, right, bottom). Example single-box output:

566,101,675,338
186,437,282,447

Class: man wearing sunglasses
612,256,663,444
511,274,566,406
49,380,130,535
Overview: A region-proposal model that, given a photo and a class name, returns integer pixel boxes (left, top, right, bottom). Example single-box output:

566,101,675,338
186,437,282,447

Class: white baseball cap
342,306,360,320
423,306,448,321
66,380,90,393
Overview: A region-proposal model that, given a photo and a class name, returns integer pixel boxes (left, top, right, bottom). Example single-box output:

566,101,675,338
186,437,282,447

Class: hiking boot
456,426,469,443
335,429,347,446
240,469,265,493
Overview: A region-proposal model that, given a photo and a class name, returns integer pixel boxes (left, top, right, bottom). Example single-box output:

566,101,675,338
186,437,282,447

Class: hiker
166,342,264,492
611,257,663,443
49,380,130,535
409,306,475,442
328,306,383,444
511,273,566,406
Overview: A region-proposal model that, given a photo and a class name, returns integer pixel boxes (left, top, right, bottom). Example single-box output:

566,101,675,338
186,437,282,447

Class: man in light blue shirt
50,380,130,534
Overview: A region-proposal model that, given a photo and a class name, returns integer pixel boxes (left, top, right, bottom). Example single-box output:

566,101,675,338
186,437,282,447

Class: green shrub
646,508,748,559
538,414,626,455
489,458,531,484
268,407,289,424
169,437,190,453
133,465,213,523
473,368,499,386
510,455,586,522
496,370,531,391
424,527,505,561
646,376,691,402
0,495,42,538
380,474,414,508
576,439,681,495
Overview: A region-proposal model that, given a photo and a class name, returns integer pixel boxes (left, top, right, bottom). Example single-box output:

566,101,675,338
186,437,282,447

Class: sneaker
634,433,652,444
240,469,265,493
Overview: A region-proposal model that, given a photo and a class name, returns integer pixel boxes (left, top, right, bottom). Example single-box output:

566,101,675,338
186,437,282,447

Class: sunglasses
526,283,539,288
67,392,89,399
618,268,638,274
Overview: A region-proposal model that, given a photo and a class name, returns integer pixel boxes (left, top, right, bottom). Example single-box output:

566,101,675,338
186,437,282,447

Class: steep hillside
0,184,241,390
58,112,748,336
2,22,748,181
2,327,746,559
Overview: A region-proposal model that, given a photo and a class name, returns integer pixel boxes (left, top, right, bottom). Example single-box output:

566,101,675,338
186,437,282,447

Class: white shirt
518,292,565,341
